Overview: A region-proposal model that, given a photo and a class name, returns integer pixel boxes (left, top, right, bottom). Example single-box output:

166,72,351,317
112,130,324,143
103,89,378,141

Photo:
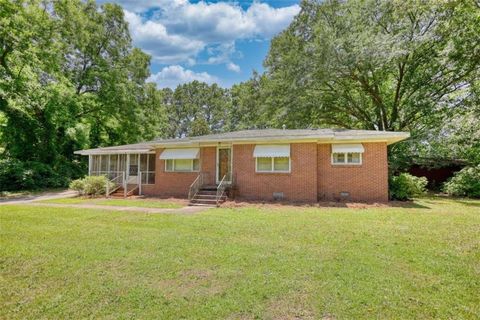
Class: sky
97,0,301,88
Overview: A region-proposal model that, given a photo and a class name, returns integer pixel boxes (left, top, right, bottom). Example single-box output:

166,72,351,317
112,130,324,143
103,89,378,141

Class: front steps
189,185,227,207
108,186,138,198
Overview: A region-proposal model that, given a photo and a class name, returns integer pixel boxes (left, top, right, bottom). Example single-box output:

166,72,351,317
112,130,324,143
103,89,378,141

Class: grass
1,197,479,319
39,197,183,209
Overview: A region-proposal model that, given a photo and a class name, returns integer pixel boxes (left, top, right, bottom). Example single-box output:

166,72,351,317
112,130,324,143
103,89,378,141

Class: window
332,152,362,165
165,159,200,172
256,157,290,173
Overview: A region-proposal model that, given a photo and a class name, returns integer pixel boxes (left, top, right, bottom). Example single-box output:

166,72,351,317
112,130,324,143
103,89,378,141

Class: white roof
159,148,200,159
253,144,290,157
74,129,410,155
331,143,365,153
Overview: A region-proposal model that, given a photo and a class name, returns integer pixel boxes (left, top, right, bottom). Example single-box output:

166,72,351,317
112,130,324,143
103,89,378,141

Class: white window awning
331,143,364,153
160,148,200,159
253,144,290,158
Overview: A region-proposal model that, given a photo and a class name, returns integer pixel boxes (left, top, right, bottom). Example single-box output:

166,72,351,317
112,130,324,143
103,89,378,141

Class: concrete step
200,185,218,191
192,199,226,204
194,194,226,199
197,192,217,197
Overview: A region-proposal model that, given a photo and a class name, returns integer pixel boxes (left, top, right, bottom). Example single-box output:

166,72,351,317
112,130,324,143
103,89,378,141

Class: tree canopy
0,0,479,190
0,0,168,187
262,0,479,133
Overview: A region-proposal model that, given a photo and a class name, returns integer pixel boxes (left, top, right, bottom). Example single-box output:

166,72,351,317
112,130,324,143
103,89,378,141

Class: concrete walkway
27,202,207,214
0,190,78,205
0,189,208,214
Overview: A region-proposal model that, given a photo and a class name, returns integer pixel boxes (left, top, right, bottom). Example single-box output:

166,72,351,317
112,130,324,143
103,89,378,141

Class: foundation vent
273,192,284,201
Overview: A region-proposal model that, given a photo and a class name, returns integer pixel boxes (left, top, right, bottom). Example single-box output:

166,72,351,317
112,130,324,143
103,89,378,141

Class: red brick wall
317,142,388,202
142,147,216,197
142,142,389,202
232,143,318,202
200,147,216,185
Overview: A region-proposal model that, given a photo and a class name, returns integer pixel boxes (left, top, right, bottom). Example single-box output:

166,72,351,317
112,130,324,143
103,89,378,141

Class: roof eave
74,132,410,155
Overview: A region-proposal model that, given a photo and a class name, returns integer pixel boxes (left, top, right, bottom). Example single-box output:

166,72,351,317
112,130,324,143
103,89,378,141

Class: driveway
0,190,78,205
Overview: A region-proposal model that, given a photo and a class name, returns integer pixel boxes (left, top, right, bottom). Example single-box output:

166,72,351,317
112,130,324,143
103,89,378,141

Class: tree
263,0,480,133
0,0,168,189
165,81,230,138
228,72,269,131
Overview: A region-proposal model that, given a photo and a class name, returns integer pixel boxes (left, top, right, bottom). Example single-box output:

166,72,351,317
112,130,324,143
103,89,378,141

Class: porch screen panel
118,154,126,172
109,155,118,173
91,155,100,174
140,154,155,184
148,154,156,171
147,154,156,184
140,154,148,171
100,155,108,172
129,154,139,176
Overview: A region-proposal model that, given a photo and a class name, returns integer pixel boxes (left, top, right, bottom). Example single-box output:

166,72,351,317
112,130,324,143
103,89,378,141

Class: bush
0,159,72,191
69,176,113,196
443,165,480,198
389,173,428,200
69,179,85,194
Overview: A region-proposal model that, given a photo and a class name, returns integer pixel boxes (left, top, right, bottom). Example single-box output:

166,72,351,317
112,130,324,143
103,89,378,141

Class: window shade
253,145,290,158
160,148,200,159
331,144,364,153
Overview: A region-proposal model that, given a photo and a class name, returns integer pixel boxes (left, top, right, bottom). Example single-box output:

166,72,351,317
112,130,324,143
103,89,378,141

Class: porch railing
188,172,204,200
216,174,229,207
106,172,125,198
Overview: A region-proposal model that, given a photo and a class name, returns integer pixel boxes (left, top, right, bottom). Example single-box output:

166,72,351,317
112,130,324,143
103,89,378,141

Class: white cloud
121,1,300,65
227,62,241,73
99,0,187,13
147,65,218,88
124,10,204,64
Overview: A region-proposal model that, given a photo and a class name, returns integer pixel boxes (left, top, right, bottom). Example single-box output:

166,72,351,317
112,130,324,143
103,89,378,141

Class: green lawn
1,197,479,319
40,197,183,209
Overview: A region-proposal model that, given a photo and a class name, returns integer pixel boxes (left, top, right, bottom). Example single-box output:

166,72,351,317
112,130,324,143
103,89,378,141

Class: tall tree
165,81,230,138
228,72,269,131
263,0,480,132
0,0,168,189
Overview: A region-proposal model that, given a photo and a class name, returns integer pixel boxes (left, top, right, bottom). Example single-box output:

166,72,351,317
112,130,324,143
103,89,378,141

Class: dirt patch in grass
128,196,189,205
152,268,227,299
266,290,317,320
223,199,397,209
40,196,187,209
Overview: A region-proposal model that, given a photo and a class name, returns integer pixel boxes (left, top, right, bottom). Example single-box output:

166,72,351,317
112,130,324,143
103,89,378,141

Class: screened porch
88,153,156,185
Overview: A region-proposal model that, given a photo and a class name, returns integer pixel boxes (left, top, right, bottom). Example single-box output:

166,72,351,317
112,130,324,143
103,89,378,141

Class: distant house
74,129,409,204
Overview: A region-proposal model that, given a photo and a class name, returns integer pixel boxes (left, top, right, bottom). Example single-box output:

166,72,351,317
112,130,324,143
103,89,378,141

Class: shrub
69,179,85,194
443,165,480,198
69,176,113,196
0,159,72,191
389,173,428,200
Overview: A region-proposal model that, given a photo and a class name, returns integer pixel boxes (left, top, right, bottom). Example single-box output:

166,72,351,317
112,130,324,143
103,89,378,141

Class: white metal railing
216,174,228,207
188,172,204,200
106,172,125,197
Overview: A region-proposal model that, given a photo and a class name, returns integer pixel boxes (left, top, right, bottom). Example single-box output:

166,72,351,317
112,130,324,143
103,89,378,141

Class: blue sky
98,0,301,88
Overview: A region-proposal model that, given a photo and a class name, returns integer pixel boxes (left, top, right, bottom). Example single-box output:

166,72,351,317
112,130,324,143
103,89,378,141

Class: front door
216,147,232,184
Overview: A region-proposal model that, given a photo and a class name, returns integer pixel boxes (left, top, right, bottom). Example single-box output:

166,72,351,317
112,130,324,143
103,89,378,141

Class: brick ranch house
74,129,409,204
